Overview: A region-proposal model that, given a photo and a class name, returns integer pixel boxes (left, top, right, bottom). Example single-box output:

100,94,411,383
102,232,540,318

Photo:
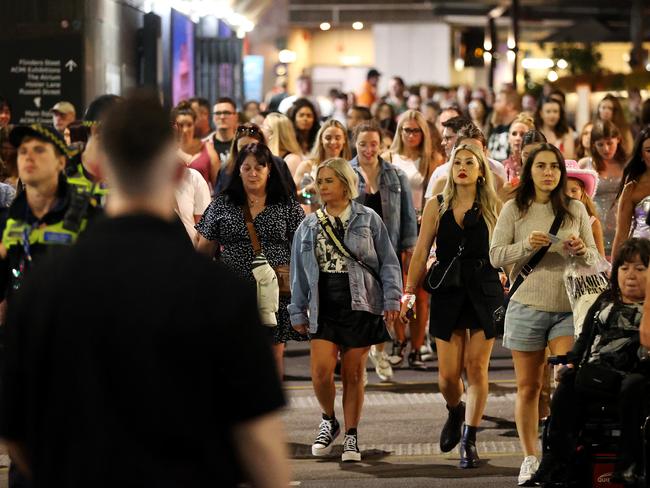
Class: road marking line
290,440,524,458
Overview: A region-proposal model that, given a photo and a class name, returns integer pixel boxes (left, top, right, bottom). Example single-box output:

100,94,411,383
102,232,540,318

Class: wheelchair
539,356,650,488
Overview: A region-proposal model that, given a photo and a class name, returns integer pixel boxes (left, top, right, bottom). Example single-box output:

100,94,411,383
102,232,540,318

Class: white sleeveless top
391,153,424,211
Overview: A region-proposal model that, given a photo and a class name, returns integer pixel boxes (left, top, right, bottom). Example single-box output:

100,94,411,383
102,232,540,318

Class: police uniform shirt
0,175,98,300
0,214,285,488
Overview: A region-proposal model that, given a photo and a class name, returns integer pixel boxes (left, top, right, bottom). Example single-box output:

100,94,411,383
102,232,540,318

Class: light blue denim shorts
503,300,574,352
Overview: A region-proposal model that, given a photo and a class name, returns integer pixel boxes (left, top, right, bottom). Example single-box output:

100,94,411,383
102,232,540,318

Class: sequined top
593,175,621,256
631,195,650,239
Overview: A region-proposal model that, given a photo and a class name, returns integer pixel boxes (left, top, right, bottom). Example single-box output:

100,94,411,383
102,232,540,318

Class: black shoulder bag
315,209,381,283
423,195,465,294
492,213,563,331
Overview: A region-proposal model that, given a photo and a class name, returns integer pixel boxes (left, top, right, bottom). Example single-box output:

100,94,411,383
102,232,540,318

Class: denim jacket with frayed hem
288,200,402,333
349,156,418,253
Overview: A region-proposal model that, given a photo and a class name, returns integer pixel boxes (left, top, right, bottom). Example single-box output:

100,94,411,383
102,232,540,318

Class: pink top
189,143,212,187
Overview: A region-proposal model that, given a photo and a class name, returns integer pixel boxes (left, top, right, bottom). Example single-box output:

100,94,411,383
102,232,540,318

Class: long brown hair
567,177,598,218
590,119,627,173
515,143,573,226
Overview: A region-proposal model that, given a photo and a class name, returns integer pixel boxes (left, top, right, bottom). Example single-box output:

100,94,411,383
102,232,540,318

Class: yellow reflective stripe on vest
67,164,109,197
1,218,85,249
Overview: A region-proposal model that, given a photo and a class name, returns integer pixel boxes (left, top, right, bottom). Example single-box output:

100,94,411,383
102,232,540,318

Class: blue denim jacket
288,200,403,333
349,156,418,253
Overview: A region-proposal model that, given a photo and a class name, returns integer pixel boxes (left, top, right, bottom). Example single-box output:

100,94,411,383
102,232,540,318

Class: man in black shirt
0,91,289,488
210,96,238,171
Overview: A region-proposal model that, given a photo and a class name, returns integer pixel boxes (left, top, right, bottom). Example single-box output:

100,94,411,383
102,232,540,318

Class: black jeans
546,368,646,466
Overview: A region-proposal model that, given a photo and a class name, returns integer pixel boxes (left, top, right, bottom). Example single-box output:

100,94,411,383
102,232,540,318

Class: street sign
0,35,83,125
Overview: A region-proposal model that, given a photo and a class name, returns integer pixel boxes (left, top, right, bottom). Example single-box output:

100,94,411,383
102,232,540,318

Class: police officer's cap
9,124,71,158
83,94,123,127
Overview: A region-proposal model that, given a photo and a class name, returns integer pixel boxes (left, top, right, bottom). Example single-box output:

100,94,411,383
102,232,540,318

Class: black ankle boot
439,401,465,452
459,424,479,468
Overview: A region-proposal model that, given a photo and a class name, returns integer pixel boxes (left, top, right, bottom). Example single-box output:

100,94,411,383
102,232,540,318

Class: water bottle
300,172,314,205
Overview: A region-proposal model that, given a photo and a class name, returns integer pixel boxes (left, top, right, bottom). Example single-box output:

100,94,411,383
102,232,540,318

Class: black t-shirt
0,214,284,488
212,136,233,167
487,123,511,162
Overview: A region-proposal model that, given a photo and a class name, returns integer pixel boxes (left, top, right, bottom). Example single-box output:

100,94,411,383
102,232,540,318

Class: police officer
0,124,96,298
66,95,122,208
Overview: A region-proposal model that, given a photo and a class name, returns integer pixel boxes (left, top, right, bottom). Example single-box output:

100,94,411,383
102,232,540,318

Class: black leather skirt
313,273,391,348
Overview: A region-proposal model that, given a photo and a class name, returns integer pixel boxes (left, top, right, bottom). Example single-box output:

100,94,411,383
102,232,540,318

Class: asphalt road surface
283,340,532,488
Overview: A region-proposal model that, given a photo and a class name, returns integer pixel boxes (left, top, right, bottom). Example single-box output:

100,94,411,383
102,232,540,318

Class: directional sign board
0,35,83,125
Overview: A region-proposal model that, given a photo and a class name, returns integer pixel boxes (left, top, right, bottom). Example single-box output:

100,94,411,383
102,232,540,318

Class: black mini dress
429,205,504,341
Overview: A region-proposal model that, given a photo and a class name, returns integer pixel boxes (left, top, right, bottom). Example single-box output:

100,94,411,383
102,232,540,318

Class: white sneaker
517,455,539,486
341,433,361,462
311,417,340,456
420,342,434,362
369,345,393,381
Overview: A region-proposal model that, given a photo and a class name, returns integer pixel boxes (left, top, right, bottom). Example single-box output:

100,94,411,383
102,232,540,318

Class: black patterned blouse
196,194,307,343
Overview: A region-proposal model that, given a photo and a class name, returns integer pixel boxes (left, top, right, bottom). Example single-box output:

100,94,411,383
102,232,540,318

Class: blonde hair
316,158,359,200
309,119,351,164
264,112,302,158
512,111,535,130
389,110,433,179
441,143,500,239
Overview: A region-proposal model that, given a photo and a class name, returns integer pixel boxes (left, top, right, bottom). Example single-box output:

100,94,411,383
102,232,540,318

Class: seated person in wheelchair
533,237,650,486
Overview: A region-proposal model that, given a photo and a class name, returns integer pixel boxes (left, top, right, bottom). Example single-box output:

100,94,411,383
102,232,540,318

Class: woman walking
293,119,352,212
289,158,402,462
612,127,650,258
196,144,306,377
381,110,437,366
401,143,503,468
490,143,598,485
579,119,628,257
350,122,418,375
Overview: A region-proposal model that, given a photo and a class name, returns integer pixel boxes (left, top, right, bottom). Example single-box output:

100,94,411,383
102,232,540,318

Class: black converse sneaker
341,430,361,462
311,415,340,456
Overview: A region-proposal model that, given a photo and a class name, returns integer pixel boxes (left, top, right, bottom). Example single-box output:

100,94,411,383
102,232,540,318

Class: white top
391,154,424,211
175,168,212,241
424,157,507,199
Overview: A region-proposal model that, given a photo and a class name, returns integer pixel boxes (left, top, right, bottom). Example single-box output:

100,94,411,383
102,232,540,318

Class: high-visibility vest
2,217,86,250
67,163,108,207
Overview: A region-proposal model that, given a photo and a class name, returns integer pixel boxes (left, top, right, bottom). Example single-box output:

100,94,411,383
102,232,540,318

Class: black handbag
423,238,465,293
492,213,563,331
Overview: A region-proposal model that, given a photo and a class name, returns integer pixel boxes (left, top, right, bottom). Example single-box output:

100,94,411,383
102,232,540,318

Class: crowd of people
0,69,650,487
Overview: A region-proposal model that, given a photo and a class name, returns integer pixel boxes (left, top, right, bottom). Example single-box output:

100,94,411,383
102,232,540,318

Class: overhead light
320,22,331,31
521,57,555,70
278,49,297,64
483,39,492,51
556,58,568,70
352,21,364,30
507,37,516,50
483,52,492,63
646,63,650,72
454,58,465,71
236,27,246,39
507,50,516,62
341,55,361,65
547,70,559,82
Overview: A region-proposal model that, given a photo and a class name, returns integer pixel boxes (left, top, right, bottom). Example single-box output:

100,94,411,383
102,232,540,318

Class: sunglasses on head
236,125,262,138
